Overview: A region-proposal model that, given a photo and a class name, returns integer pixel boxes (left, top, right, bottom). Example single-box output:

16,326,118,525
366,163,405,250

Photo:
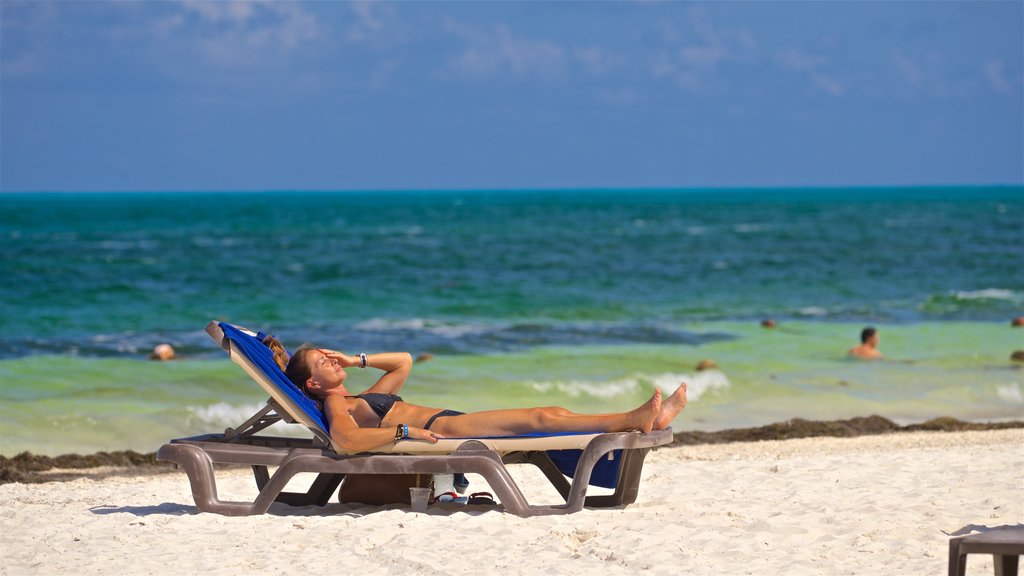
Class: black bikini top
347,393,402,425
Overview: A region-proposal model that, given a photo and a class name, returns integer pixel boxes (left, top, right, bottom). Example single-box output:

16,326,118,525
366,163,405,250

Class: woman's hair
261,336,321,405
283,345,319,398
261,335,290,371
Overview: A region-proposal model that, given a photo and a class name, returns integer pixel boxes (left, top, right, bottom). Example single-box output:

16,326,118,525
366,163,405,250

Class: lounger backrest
209,321,335,449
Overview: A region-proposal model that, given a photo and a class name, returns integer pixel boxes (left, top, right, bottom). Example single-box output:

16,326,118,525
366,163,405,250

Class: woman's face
305,349,348,391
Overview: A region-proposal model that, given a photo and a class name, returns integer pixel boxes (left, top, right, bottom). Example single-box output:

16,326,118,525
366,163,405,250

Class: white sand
2,429,1022,575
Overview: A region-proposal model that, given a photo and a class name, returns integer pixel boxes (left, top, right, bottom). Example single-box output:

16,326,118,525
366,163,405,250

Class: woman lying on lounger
265,340,687,453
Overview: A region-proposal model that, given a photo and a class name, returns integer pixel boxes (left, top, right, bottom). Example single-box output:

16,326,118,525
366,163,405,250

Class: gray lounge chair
948,527,1024,576
156,321,672,517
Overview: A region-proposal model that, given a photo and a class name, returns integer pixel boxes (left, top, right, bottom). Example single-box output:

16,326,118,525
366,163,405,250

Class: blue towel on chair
219,322,331,433
546,448,622,489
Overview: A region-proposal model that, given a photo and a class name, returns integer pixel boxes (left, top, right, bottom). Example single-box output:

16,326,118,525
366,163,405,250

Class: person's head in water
149,344,176,361
849,326,882,360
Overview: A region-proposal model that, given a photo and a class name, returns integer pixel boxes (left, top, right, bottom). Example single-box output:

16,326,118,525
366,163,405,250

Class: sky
1,1,1022,192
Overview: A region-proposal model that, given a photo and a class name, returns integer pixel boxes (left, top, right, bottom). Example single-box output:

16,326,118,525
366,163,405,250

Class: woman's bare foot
630,389,661,433
653,383,687,430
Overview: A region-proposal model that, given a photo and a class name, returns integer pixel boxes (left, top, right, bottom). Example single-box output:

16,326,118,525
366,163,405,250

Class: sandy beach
1,428,1021,575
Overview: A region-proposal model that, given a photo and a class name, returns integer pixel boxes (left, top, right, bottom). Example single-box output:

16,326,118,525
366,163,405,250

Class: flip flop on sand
466,492,497,506
431,491,469,505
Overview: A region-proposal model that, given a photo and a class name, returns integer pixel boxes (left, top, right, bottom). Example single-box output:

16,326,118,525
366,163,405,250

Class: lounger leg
584,448,651,508
274,473,345,507
560,437,623,513
252,464,344,507
949,538,966,576
160,444,334,515
995,554,1019,576
158,443,264,516
522,452,572,501
252,465,270,489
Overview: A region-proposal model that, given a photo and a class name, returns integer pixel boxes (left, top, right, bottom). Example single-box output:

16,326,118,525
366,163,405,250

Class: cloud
595,86,640,106
648,7,756,92
158,0,319,67
0,1,58,76
774,48,825,73
346,1,393,44
573,46,625,77
891,49,925,86
443,18,567,80
887,48,968,98
772,47,845,96
810,75,845,96
984,59,1014,95
678,44,728,70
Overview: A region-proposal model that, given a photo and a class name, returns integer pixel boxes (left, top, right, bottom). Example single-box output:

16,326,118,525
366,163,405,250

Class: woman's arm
320,349,413,395
324,397,439,452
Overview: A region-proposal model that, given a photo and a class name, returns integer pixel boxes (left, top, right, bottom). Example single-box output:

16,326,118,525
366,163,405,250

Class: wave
919,288,1023,319
996,384,1023,404
344,318,735,355
655,370,730,401
528,370,729,402
0,318,732,359
950,289,1022,302
0,328,221,360
353,317,492,339
188,402,310,437
796,306,829,317
733,223,771,234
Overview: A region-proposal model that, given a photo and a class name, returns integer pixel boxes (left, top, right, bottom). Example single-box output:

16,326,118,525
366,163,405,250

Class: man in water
848,327,882,360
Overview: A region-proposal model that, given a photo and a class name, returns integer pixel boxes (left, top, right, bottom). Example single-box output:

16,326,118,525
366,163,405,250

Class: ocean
1,187,1022,456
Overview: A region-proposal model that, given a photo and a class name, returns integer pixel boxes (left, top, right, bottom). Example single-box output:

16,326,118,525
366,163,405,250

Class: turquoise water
1,188,1022,455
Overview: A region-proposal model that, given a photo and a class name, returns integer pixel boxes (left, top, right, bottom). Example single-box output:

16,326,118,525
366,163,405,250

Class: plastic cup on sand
409,487,431,513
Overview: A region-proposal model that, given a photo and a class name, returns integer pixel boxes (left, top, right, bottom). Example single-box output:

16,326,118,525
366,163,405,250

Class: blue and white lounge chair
156,321,673,516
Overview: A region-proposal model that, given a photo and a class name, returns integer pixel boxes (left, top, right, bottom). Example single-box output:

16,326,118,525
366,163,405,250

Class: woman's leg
428,389,664,437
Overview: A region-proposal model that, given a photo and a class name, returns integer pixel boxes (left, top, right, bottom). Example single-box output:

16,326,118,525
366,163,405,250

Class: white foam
353,317,492,338
797,306,829,317
355,318,428,331
97,239,158,251
652,370,730,402
996,384,1023,404
372,225,424,236
190,236,244,248
952,288,1020,302
529,371,730,402
87,332,141,354
189,402,310,437
734,223,769,233
529,378,642,399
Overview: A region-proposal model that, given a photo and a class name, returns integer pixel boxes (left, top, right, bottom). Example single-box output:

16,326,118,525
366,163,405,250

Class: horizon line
2,183,1022,195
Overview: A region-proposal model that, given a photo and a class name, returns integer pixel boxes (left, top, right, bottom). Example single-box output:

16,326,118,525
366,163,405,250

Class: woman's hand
318,349,360,368
405,426,444,443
